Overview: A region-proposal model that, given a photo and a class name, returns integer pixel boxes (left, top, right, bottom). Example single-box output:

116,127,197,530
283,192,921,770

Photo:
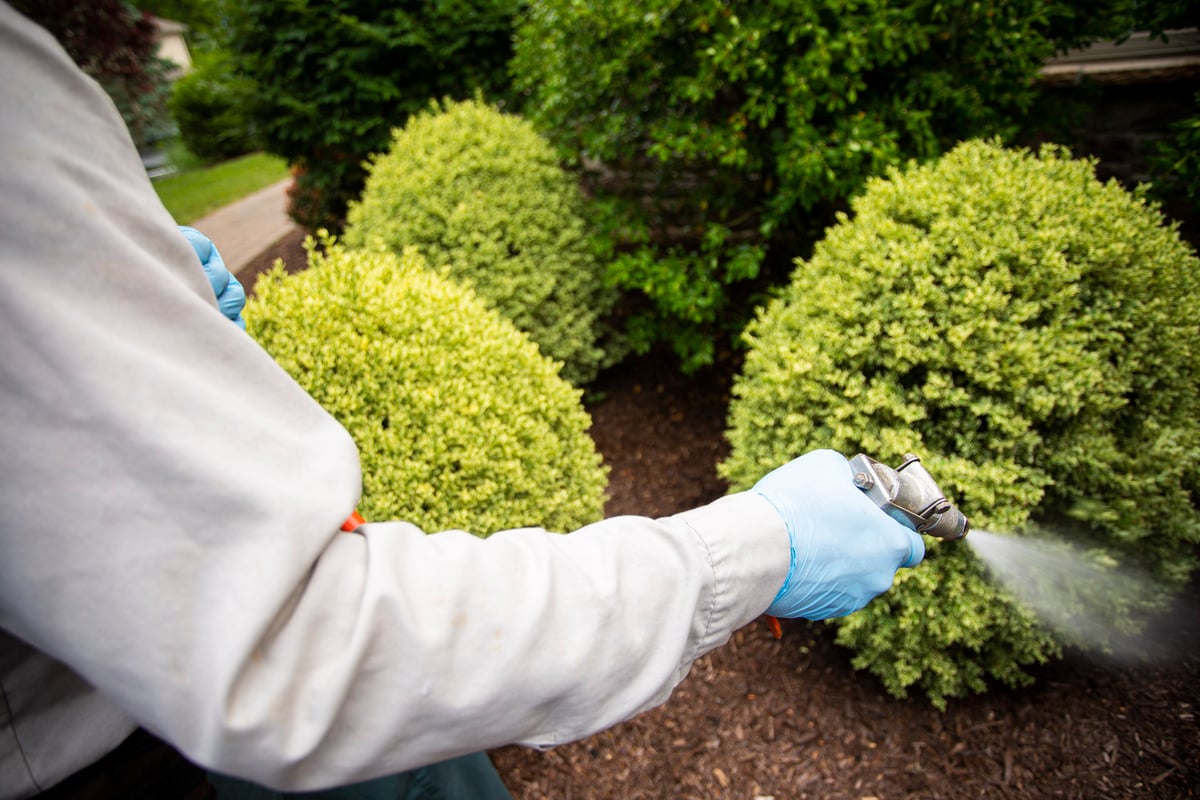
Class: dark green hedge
511,0,1151,371
230,0,523,231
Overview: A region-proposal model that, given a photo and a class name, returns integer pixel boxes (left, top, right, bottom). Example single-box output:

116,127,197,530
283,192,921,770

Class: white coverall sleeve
0,4,789,793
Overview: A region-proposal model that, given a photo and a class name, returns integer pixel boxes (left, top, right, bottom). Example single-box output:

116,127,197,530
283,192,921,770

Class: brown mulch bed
241,231,1200,800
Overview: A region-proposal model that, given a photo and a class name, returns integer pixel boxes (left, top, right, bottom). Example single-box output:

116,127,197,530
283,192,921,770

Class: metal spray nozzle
849,453,969,541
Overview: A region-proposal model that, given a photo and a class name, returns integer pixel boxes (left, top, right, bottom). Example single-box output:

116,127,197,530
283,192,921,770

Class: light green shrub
246,240,608,535
720,140,1200,707
344,98,624,386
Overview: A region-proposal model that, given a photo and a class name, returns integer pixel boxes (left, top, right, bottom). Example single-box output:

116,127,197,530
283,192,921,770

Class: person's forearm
176,496,786,789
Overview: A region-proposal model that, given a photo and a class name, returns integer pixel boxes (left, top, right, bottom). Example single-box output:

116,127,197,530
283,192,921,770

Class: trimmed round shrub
720,140,1200,708
169,50,259,162
343,98,624,387
246,239,608,535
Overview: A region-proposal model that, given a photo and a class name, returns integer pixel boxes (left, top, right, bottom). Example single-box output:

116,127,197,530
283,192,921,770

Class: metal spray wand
848,453,969,542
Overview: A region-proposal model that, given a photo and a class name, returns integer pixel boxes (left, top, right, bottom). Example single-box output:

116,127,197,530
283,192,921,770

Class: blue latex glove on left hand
178,225,246,329
755,449,925,620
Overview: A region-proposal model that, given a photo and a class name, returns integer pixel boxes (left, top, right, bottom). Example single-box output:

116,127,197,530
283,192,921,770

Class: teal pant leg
209,752,511,800
402,753,512,800
208,772,406,800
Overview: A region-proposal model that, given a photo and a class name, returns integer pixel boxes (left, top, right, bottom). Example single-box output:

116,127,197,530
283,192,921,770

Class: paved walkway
189,178,300,279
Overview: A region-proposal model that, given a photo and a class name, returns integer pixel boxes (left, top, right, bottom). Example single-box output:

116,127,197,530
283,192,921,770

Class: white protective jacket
0,5,789,797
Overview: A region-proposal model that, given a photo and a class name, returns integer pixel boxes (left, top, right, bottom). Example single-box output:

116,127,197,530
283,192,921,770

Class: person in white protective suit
0,4,924,799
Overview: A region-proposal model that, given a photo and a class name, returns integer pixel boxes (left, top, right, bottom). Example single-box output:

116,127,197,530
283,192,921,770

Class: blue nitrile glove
178,225,246,329
755,449,925,620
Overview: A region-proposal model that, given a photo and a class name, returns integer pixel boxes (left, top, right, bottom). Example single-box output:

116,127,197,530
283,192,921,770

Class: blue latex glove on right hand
755,449,925,620
178,225,246,329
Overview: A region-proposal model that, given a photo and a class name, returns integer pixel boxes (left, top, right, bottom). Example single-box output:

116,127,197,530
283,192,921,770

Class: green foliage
511,0,1144,372
246,240,608,534
1128,0,1200,35
720,140,1200,707
836,548,1056,709
169,49,259,161
136,0,227,40
229,0,524,231
344,98,625,386
1150,91,1200,215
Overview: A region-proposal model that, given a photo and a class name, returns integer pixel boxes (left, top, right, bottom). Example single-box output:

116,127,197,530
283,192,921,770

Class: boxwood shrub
720,140,1200,707
246,240,608,535
344,98,624,387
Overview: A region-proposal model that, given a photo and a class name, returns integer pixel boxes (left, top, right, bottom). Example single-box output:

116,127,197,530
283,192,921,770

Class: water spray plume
846,451,1197,663
964,528,1194,664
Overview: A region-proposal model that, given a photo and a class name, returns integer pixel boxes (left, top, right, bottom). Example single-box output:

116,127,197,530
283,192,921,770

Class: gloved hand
755,449,924,620
178,225,246,329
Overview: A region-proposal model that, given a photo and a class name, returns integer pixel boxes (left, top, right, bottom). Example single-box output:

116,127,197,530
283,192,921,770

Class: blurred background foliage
225,0,524,231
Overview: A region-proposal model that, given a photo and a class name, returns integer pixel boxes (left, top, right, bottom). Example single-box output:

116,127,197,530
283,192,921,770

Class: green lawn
153,152,290,224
